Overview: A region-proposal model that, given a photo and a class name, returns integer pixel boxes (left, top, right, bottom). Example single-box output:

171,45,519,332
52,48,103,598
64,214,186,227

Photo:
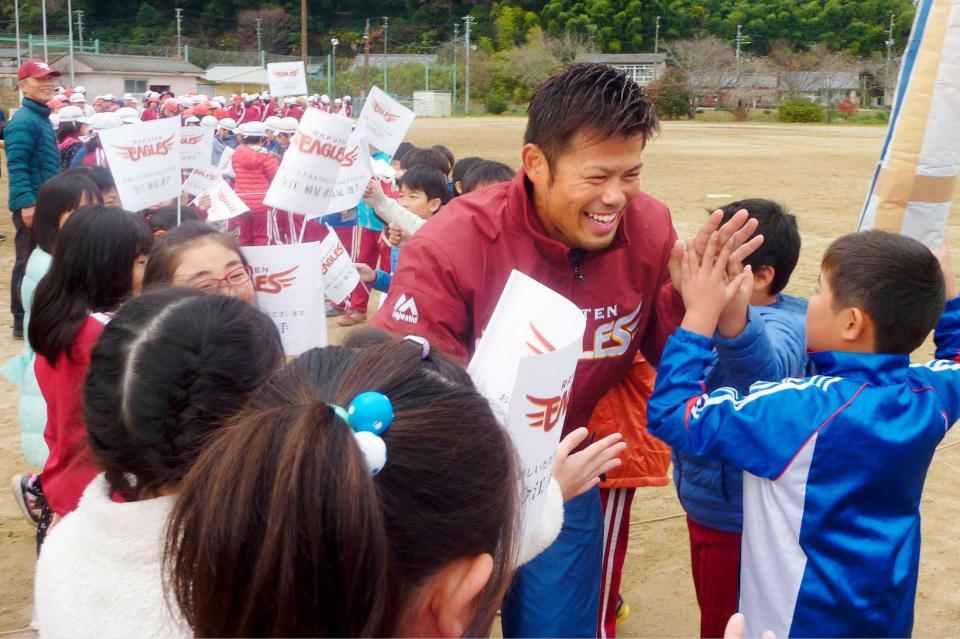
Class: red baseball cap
163,98,181,113
18,59,61,81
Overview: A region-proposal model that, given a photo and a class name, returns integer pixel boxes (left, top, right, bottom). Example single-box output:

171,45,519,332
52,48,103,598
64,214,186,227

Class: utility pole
41,0,48,61
654,15,660,54
453,22,459,107
256,17,263,55
175,8,183,58
463,15,474,113
363,18,371,93
14,0,20,69
300,0,308,69
382,16,389,91
66,0,74,83
75,10,84,51
331,37,338,98
734,24,750,79
885,13,896,107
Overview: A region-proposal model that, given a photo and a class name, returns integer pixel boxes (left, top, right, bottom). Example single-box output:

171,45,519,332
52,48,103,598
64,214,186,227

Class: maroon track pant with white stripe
597,487,635,639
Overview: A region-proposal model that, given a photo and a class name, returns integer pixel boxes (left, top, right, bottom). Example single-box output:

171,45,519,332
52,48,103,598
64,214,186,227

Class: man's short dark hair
398,166,449,204
822,230,945,354
716,199,800,295
525,63,659,170
400,147,450,174
462,161,515,194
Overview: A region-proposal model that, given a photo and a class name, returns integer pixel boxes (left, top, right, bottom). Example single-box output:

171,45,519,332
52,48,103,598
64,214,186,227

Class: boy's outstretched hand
679,232,753,338
669,208,765,295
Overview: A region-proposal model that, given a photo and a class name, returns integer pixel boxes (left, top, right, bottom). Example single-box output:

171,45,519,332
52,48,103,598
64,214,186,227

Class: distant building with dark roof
574,53,667,86
49,52,204,96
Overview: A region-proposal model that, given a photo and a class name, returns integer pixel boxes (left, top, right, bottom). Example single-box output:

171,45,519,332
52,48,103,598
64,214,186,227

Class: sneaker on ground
10,474,43,527
325,304,346,317
337,310,368,327
615,594,630,625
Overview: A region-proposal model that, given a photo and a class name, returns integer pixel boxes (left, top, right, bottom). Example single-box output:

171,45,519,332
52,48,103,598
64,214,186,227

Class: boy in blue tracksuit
672,200,809,638
649,230,960,638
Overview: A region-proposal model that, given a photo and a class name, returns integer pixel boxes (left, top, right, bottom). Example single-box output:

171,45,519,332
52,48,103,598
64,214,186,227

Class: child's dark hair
716,199,800,295
392,141,414,164
431,144,455,174
242,135,265,145
400,147,450,174
56,120,83,142
76,165,117,193
144,221,247,287
29,205,153,363
84,287,284,501
141,205,202,233
462,161,515,194
165,328,519,637
822,230,945,353
398,166,449,204
453,156,484,187
32,171,103,254
526,63,658,172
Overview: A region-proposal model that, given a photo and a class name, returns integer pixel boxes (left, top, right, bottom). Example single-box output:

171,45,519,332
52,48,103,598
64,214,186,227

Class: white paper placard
181,166,223,197
326,133,374,215
243,242,328,356
100,117,181,211
355,86,416,156
179,127,215,170
217,145,235,172
467,270,586,539
263,109,354,217
205,180,250,222
319,226,360,304
267,61,308,98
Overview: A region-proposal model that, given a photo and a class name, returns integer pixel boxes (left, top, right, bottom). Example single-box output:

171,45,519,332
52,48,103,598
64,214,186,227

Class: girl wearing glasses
143,221,255,305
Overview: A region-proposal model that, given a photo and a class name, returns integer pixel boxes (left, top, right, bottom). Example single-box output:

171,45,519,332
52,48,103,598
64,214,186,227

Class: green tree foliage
646,68,692,119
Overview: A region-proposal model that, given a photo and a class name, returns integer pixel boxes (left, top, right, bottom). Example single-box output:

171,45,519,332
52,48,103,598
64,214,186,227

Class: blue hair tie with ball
332,392,394,475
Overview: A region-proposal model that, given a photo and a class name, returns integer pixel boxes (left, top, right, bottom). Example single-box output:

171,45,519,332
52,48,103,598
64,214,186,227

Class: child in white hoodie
34,288,284,639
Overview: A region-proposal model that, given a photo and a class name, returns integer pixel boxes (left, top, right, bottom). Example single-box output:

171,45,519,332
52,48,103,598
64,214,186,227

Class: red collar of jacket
500,170,632,267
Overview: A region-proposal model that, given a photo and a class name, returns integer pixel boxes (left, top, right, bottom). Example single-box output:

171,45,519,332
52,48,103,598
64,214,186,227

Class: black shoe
12,327,23,341
0,233,7,241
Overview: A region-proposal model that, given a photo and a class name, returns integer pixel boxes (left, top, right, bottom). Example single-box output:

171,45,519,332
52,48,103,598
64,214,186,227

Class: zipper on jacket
569,248,586,281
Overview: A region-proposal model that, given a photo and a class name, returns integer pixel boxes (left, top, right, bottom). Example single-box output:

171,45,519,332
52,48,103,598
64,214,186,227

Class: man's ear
522,143,550,185
413,554,494,638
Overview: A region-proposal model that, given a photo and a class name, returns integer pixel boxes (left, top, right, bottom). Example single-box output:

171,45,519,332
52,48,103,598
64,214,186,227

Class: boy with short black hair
649,229,960,638
461,161,515,194
670,199,808,639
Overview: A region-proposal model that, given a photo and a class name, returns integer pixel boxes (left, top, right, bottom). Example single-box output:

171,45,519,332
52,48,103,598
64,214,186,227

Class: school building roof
50,52,204,75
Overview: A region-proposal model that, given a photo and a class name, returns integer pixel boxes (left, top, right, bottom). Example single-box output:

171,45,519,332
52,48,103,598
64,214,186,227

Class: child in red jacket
230,121,279,245
28,205,152,550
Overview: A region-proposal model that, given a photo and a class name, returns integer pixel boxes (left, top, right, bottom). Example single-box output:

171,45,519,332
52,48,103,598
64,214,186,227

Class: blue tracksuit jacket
673,294,809,532
648,296,960,638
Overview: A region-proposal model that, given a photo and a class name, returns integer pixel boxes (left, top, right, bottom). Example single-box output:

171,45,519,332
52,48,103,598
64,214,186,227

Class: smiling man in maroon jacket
371,63,758,638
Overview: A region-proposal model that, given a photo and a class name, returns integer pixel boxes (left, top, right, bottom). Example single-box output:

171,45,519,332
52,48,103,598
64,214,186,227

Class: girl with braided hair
34,287,284,637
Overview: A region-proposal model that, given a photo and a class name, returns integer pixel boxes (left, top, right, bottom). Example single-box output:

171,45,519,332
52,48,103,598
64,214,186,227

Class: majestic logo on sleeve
254,266,298,294
112,134,176,162
581,302,643,360
391,294,419,324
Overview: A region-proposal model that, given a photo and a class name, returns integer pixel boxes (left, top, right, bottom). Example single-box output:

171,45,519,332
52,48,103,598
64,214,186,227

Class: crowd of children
5,58,960,639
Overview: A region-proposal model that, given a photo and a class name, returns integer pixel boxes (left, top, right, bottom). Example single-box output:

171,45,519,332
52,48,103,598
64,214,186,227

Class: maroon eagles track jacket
370,170,684,436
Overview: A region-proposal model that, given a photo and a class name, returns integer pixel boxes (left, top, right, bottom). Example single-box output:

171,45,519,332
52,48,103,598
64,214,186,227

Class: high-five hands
669,208,765,297
678,232,754,338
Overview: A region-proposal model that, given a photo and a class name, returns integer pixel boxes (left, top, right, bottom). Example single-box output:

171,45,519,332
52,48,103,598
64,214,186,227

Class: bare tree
542,31,590,65
666,37,737,107
236,8,293,53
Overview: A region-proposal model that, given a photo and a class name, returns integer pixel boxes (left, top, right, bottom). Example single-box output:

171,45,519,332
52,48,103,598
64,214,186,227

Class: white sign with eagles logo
179,126,215,170
242,242,328,356
100,116,182,211
354,86,416,156
318,226,360,304
325,133,374,215
467,269,586,539
267,61,308,98
204,180,250,222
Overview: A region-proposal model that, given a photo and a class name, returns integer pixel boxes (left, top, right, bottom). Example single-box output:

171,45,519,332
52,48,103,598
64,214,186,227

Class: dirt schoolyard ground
0,118,958,635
